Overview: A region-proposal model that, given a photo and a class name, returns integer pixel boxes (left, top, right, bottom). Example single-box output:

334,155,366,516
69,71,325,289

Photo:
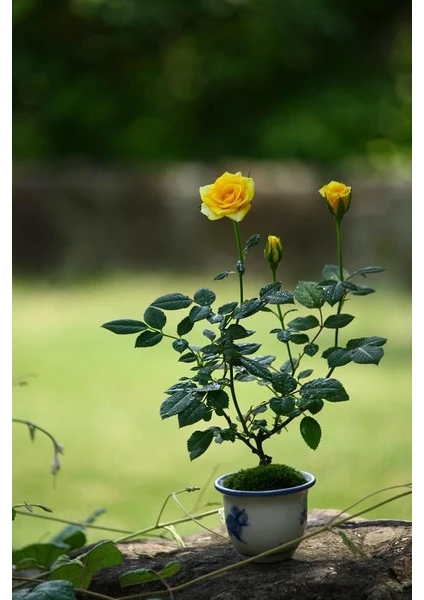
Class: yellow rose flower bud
318,181,352,220
199,171,254,222
264,235,283,270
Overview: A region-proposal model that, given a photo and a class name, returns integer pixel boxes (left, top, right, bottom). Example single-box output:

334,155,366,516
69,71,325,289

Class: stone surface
72,509,412,600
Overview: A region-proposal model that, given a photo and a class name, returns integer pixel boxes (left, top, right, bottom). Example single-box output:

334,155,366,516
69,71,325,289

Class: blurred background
13,0,411,549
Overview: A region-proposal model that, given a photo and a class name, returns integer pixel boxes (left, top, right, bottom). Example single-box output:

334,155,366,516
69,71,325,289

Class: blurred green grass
12,274,412,550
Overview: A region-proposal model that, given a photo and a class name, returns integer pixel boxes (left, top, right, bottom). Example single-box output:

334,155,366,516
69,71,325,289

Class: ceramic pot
214,470,316,562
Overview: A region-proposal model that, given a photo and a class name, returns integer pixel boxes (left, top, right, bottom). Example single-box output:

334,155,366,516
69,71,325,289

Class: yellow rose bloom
318,181,352,219
199,171,254,222
264,235,283,269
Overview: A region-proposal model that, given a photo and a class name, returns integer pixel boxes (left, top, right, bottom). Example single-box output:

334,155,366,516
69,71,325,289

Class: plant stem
271,266,295,374
233,221,245,305
228,365,250,440
334,218,345,348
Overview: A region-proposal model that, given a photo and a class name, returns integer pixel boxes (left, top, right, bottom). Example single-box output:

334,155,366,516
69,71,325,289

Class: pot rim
214,470,316,497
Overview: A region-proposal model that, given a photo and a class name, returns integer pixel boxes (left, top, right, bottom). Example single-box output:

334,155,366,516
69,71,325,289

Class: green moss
224,464,307,492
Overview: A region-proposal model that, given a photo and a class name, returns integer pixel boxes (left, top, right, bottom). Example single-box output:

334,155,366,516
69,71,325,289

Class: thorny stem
334,218,345,349
233,221,245,305
271,266,295,374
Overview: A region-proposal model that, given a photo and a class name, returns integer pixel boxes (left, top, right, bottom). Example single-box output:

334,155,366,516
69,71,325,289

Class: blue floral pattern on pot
299,506,307,526
226,506,249,543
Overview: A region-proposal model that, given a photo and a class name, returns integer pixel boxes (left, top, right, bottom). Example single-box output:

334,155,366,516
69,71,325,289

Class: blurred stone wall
12,161,411,288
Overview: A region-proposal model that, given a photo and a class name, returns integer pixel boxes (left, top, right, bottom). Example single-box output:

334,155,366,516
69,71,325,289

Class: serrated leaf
269,396,295,415
178,402,207,427
189,305,212,322
351,285,376,296
323,282,346,306
101,319,147,335
177,316,194,336
271,372,297,394
187,429,214,460
323,314,355,329
294,281,325,309
289,333,309,344
143,306,166,330
346,336,387,349
307,399,324,414
207,390,229,410
226,324,251,339
217,301,238,315
240,357,272,381
300,378,349,402
233,298,264,319
287,315,320,331
298,369,313,379
172,339,189,353
151,293,192,310
276,329,291,343
264,291,294,305
260,281,281,297
326,348,352,368
178,352,197,363
351,345,384,365
280,358,299,373
135,330,163,348
244,233,261,252
300,416,322,450
322,264,351,281
160,391,200,419
304,343,319,357
194,288,216,306
237,342,261,355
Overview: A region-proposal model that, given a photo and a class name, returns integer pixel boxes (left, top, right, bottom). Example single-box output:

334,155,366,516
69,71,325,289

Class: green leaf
134,330,163,348
276,329,291,343
323,282,345,306
13,543,69,570
347,336,387,348
177,316,194,336
351,345,384,365
172,339,189,353
287,315,320,331
226,324,251,339
120,568,159,587
307,399,324,414
326,348,352,368
178,352,197,363
264,291,294,305
151,293,192,310
260,281,281,297
304,343,319,357
323,314,355,329
240,357,272,381
244,233,261,251
217,301,238,315
203,328,216,341
334,529,369,557
49,527,86,552
189,305,212,322
12,508,16,520
280,358,298,373
300,378,349,402
160,391,200,419
294,281,325,309
237,342,261,355
233,298,264,319
101,319,147,335
298,369,313,379
269,396,295,415
48,557,84,587
300,416,322,450
207,390,229,410
159,560,181,579
214,270,236,280
271,373,297,394
349,266,385,278
178,401,207,427
144,306,166,330
322,264,350,281
351,285,375,296
194,288,216,306
187,429,214,460
14,581,77,600
289,333,309,344
78,541,123,589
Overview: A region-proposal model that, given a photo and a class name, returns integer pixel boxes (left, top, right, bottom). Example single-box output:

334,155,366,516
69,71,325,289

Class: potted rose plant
102,172,386,561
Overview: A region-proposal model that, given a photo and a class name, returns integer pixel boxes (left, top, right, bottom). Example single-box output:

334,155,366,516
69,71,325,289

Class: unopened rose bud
264,235,283,270
318,181,352,220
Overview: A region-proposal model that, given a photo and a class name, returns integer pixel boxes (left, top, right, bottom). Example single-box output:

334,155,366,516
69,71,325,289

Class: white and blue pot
214,470,316,562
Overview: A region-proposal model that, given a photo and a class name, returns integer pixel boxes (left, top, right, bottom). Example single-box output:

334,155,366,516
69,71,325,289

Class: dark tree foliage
13,0,411,163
